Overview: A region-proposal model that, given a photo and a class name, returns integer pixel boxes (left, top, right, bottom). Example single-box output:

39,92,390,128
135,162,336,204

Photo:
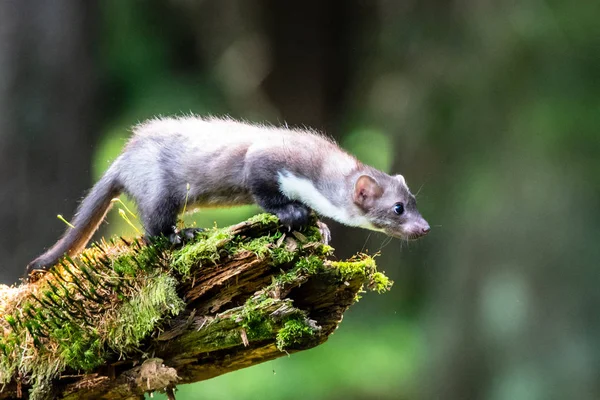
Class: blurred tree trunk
182,0,371,131
259,0,365,131
259,0,376,255
0,1,97,284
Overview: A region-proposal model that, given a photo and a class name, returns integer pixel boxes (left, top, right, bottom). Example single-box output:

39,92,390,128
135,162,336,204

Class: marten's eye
393,203,404,215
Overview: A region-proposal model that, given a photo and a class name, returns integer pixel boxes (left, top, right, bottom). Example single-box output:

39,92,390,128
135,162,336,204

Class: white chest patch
277,171,377,230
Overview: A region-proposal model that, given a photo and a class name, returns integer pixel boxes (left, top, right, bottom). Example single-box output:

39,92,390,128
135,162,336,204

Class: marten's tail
27,170,122,275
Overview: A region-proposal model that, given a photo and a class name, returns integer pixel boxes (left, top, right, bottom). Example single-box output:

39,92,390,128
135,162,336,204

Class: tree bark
0,216,390,399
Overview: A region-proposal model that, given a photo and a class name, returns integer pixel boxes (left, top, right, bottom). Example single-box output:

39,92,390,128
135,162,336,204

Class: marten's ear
354,175,383,210
395,174,406,187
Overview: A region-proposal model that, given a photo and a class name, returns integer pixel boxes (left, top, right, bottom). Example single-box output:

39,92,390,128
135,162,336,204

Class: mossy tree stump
0,215,391,400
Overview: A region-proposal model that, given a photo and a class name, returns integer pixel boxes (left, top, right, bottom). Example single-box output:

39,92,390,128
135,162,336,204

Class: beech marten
27,116,430,274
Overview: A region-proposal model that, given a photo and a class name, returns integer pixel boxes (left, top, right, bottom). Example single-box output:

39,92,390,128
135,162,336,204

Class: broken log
0,214,391,399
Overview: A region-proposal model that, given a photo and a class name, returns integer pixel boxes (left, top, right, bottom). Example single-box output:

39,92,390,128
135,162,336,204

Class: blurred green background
1,1,599,399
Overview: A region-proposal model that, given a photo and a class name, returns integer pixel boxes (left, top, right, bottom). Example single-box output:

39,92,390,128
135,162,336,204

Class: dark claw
168,233,182,245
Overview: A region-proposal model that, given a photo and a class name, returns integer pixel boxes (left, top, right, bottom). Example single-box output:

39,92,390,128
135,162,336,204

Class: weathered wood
0,215,390,399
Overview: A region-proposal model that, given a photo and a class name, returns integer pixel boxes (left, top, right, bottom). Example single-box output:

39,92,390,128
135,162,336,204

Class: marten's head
353,173,430,240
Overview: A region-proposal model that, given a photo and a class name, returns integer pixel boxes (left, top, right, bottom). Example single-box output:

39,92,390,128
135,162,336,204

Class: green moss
0,280,109,386
206,325,246,349
171,229,233,276
330,255,376,280
245,213,280,226
232,295,316,351
52,324,103,371
369,272,393,293
0,265,185,399
296,255,325,274
0,303,105,399
244,318,274,341
28,377,52,400
107,274,185,354
302,225,324,243
276,317,315,351
232,231,303,267
111,237,168,276
270,247,296,265
234,295,277,341
0,333,17,384
315,244,334,256
234,235,277,259
328,256,393,294
171,213,328,278
272,255,325,287
112,253,141,276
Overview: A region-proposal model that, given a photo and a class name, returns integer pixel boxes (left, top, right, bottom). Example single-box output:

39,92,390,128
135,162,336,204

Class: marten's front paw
275,204,310,232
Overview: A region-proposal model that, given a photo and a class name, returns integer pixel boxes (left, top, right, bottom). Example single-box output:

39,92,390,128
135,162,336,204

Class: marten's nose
413,217,430,238
418,220,430,236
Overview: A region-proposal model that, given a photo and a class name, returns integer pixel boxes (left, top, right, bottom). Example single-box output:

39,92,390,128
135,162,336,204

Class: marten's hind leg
138,195,204,244
138,195,180,242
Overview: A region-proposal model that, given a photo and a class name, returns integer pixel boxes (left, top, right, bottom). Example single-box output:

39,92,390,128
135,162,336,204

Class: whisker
377,237,387,252
385,237,395,250
415,183,425,198
361,232,372,253
378,235,394,252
